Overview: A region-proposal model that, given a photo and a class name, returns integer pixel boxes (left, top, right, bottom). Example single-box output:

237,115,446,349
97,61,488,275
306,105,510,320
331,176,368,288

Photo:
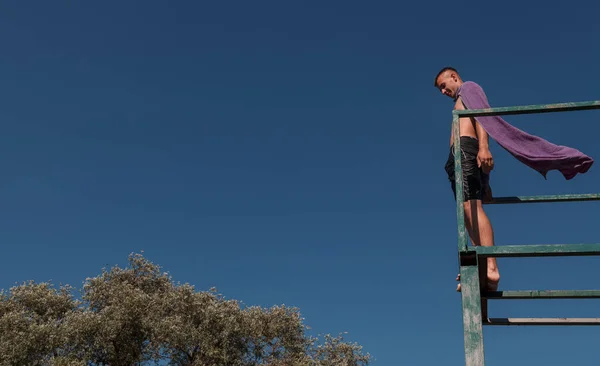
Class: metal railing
452,100,600,365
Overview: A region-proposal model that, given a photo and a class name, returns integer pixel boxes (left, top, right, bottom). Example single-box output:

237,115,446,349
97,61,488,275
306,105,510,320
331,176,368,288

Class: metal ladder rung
476,244,600,258
483,290,600,300
487,193,600,204
484,318,600,326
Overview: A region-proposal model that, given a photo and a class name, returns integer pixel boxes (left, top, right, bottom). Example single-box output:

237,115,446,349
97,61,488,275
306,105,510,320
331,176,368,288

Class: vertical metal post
460,264,485,365
453,111,485,365
452,112,468,254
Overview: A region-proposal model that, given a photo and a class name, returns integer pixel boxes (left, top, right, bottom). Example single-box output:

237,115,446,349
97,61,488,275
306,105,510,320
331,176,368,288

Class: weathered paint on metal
478,257,488,320
453,98,600,364
453,100,600,118
452,114,469,254
460,264,485,366
484,290,600,300
484,318,600,326
477,244,600,258
488,193,600,205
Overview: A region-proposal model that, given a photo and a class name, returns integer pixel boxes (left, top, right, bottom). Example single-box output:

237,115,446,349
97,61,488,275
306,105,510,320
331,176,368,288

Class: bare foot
487,280,499,291
455,273,500,292
487,270,500,291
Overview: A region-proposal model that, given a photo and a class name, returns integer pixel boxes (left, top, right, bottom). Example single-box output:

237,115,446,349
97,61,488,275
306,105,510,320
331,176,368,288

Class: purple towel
457,81,594,180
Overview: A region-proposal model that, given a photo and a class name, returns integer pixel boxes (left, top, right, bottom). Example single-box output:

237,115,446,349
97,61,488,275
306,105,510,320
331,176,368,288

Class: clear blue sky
1,1,599,365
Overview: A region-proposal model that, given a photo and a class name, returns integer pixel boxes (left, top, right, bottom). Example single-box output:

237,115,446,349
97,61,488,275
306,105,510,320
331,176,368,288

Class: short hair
434,67,459,87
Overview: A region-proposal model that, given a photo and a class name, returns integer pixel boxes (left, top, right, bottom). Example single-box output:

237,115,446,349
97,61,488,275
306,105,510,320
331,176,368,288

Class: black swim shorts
444,136,489,201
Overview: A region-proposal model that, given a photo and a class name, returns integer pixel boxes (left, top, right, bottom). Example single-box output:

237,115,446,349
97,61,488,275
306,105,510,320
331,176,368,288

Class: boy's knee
463,200,480,219
462,202,472,221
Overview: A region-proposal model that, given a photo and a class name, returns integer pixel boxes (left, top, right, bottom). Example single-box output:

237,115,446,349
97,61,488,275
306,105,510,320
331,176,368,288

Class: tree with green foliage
0,253,371,365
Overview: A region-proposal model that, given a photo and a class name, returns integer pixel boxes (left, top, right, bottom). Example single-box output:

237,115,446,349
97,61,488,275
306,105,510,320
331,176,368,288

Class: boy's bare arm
476,121,494,173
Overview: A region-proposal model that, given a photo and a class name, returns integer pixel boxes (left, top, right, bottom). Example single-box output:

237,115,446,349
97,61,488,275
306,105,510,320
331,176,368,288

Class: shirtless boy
434,67,500,292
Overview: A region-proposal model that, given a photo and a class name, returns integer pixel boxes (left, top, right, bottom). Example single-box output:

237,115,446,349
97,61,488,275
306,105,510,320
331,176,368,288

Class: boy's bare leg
456,199,500,291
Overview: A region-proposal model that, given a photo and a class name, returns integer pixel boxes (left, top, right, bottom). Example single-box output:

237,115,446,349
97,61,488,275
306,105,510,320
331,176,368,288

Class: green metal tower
452,100,600,365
